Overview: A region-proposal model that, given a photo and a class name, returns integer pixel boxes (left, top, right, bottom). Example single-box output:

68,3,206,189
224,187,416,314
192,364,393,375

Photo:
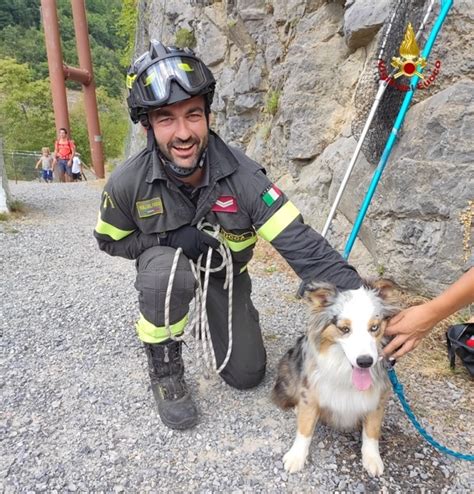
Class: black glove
160,225,221,261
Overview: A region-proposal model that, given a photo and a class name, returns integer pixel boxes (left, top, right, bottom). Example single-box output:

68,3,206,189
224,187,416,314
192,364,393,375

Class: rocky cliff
130,0,473,295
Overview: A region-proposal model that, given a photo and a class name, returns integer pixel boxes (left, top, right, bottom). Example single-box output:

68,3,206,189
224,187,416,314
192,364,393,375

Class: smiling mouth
171,142,197,158
174,143,194,150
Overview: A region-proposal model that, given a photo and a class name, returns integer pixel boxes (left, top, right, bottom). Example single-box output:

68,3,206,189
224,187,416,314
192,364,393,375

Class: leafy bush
175,28,196,49
265,90,280,116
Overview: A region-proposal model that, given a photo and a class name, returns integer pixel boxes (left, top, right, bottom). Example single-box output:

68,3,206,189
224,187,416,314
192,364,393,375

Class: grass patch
0,199,27,221
175,28,196,49
9,199,25,213
265,90,280,116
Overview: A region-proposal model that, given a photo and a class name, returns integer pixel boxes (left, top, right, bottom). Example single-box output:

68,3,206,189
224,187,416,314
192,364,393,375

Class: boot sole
157,410,198,430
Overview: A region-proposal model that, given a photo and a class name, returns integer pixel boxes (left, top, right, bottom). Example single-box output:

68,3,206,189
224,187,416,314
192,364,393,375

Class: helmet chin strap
159,148,207,178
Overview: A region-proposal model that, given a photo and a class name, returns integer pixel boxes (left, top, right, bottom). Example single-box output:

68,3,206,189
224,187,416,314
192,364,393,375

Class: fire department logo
378,23,441,92
391,23,426,78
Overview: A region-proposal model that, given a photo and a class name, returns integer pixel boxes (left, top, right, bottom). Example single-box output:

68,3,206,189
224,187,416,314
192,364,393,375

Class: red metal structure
41,0,105,178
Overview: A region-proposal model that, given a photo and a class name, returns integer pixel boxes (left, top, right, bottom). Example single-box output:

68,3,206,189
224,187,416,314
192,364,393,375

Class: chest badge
211,196,238,213
136,197,163,218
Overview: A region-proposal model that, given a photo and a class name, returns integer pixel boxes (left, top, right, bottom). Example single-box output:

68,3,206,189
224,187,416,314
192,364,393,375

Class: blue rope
387,367,474,461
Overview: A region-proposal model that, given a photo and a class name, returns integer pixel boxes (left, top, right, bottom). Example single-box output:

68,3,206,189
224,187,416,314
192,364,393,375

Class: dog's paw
362,452,384,477
283,447,308,473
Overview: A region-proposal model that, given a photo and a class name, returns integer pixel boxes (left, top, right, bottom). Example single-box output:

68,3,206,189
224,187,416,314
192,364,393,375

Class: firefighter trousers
135,246,266,389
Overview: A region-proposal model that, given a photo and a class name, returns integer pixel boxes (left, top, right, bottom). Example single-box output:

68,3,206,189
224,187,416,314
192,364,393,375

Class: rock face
343,0,391,51
129,0,474,295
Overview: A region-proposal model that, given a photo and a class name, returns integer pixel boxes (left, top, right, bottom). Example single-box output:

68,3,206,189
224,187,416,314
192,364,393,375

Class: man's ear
139,114,150,129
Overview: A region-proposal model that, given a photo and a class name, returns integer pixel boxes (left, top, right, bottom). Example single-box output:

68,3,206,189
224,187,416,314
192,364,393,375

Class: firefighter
94,40,363,430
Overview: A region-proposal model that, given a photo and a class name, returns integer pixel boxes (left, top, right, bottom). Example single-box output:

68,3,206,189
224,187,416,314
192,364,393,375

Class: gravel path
1,181,472,493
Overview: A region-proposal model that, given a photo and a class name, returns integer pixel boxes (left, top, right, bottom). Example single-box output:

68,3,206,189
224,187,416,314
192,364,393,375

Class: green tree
0,25,48,80
69,87,128,166
0,0,40,30
0,58,55,151
117,0,138,68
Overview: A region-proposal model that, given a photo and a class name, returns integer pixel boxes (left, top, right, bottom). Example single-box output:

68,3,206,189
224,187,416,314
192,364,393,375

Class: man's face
148,96,208,168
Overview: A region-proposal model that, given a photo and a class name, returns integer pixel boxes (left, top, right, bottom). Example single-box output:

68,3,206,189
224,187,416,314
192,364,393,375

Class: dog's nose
356,355,374,368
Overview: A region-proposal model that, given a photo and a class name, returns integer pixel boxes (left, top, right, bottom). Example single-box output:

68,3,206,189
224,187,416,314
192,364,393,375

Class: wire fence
3,150,94,183
3,150,43,183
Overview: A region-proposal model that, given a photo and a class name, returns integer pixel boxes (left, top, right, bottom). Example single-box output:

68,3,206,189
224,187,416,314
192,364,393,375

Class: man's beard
158,134,208,168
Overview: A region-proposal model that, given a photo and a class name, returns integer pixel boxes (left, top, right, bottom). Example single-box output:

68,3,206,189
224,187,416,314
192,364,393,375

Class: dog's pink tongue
352,367,372,391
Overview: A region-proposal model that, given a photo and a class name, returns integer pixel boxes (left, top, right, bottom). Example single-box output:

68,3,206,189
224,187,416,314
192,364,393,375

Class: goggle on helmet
126,40,216,124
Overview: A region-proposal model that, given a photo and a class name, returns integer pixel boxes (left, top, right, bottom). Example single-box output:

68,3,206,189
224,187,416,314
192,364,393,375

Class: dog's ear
303,281,337,310
366,278,400,302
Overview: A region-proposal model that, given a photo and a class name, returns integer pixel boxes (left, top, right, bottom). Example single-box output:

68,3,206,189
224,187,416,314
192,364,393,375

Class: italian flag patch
261,184,282,207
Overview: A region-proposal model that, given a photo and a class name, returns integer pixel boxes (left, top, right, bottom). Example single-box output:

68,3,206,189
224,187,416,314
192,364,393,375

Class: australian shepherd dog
272,279,399,477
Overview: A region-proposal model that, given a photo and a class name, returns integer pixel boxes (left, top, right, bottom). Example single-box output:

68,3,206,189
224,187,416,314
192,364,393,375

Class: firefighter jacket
94,131,361,290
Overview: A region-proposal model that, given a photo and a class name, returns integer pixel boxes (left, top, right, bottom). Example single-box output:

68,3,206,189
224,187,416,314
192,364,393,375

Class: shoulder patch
261,184,282,207
211,196,238,213
136,197,163,218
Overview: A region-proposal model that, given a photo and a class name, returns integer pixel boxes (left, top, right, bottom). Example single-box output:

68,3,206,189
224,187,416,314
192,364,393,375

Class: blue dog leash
384,359,474,461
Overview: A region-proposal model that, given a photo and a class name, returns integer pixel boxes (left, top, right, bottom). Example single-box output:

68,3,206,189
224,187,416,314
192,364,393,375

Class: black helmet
126,40,216,124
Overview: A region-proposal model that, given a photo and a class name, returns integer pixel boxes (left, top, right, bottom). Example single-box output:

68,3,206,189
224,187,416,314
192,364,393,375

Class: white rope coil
164,221,234,375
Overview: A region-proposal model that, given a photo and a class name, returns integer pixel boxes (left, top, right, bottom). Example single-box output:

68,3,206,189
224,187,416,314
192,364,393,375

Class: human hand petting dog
384,267,474,359
384,303,437,359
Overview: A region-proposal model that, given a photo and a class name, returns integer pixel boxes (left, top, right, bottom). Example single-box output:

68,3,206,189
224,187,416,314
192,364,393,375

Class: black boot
143,340,198,430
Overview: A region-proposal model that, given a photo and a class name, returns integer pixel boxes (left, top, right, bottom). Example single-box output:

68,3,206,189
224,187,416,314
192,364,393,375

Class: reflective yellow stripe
95,214,135,241
225,235,257,252
126,73,137,89
239,264,248,274
135,313,188,343
257,201,300,242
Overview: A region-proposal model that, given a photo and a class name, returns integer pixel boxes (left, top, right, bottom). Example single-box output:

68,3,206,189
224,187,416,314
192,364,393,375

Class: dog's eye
339,326,350,334
370,324,379,333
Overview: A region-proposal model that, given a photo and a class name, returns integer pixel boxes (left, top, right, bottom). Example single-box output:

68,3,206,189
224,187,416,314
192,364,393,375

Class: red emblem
211,196,238,213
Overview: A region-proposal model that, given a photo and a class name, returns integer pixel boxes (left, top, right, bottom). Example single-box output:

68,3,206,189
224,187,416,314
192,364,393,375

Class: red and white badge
211,196,238,213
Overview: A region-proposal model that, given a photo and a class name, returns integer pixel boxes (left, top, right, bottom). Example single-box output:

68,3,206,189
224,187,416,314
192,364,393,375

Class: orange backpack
55,139,74,159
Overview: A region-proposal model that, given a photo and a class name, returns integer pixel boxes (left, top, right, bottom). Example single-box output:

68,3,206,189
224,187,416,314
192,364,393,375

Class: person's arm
35,158,41,169
93,183,159,260
95,230,159,259
246,168,362,291
384,268,474,358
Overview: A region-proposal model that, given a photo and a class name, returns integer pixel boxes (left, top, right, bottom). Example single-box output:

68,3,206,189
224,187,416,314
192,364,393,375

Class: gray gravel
1,181,473,493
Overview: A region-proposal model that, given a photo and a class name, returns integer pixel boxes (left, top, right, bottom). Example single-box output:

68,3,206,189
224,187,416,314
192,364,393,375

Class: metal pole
343,0,453,260
40,0,70,134
322,80,390,238
70,0,105,178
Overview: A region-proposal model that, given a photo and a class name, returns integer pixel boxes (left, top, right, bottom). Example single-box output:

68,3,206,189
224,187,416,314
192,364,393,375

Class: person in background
53,128,75,183
71,153,83,182
35,147,53,183
384,264,474,359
